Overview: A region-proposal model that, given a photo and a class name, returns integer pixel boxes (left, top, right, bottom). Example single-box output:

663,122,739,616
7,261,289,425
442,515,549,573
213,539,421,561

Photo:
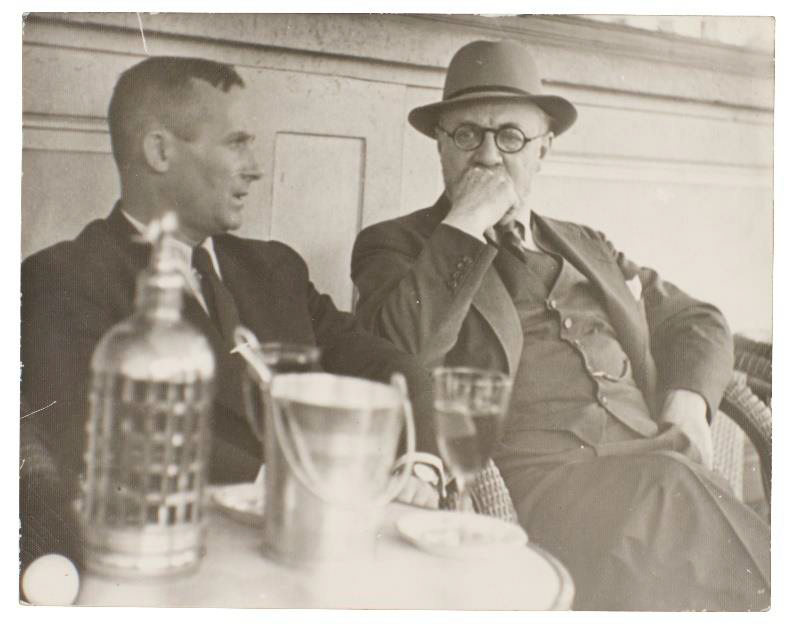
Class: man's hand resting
396,475,440,509
659,389,713,470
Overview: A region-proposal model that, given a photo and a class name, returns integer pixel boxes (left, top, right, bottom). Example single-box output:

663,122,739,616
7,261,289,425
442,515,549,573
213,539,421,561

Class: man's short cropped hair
107,56,245,169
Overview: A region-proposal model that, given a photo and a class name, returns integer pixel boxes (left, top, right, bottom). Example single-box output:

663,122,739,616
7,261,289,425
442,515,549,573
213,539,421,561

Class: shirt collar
491,213,541,253
120,209,223,278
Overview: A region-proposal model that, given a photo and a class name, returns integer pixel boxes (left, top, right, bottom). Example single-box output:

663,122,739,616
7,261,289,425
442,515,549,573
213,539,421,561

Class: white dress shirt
121,210,221,313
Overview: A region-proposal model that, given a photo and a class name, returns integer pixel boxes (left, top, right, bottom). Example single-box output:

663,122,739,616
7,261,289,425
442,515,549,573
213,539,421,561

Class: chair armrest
469,459,519,524
718,372,772,506
734,333,772,361
461,366,773,524
734,334,772,403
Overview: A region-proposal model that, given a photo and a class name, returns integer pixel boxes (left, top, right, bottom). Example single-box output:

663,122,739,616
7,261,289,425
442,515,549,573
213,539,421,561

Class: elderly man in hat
351,40,770,610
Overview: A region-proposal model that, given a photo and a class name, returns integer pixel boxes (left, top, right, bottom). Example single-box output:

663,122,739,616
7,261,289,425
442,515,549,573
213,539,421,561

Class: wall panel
530,176,773,333
271,133,364,309
399,86,445,216
22,13,773,332
22,151,118,257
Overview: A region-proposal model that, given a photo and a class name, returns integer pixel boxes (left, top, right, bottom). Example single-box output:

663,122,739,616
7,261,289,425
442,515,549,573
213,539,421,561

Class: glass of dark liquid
432,367,512,511
234,327,322,444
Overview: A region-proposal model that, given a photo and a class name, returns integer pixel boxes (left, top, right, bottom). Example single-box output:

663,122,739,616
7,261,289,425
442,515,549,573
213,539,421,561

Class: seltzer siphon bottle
82,213,216,578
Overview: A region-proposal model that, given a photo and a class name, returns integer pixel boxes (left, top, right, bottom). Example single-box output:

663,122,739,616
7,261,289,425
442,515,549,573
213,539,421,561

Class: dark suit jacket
351,196,733,426
21,205,432,498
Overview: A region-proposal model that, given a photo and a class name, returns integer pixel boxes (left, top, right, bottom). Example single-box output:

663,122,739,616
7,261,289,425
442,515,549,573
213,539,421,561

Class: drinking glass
233,326,322,444
432,367,513,511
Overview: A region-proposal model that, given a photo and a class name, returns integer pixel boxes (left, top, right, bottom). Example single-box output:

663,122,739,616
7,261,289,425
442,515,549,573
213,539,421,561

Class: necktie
191,247,248,441
191,246,241,345
495,220,529,263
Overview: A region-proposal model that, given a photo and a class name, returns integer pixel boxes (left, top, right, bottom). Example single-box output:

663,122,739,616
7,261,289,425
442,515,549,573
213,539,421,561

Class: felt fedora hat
409,39,577,138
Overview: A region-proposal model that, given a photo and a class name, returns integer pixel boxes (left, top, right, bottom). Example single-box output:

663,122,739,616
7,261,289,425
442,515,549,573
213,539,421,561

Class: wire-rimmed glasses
436,123,546,154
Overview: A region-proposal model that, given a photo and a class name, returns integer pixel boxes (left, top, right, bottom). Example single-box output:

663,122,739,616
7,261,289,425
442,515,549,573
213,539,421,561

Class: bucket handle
234,324,415,508
233,326,271,443
271,372,416,509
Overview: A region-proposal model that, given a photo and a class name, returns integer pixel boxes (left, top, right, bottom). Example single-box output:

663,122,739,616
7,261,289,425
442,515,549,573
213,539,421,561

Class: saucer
210,465,266,526
396,510,528,559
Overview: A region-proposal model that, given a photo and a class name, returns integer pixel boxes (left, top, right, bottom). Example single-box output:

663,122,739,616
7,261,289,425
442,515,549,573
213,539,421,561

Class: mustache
469,163,505,174
453,164,507,184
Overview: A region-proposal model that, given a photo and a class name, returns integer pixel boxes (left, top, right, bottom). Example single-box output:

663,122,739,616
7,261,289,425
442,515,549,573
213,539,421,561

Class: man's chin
223,208,245,231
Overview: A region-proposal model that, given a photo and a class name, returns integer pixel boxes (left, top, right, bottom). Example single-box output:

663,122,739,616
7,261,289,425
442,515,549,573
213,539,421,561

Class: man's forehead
439,100,547,126
182,81,255,127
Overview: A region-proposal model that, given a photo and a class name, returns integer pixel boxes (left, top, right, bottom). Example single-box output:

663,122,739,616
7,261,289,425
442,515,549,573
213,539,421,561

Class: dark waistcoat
491,241,658,465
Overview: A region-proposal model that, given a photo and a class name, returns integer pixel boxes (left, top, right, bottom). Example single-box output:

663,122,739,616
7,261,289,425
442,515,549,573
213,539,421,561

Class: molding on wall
25,12,774,111
23,113,110,153
19,13,774,333
23,114,770,190
22,19,443,90
544,153,772,189
420,14,773,78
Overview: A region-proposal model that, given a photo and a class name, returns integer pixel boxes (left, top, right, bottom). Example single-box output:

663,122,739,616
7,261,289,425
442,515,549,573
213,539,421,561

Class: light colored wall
22,13,773,333
582,15,774,51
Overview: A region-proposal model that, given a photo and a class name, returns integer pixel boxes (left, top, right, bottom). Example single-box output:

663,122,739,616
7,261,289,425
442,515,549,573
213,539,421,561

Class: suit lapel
532,214,650,372
424,196,523,376
471,267,524,376
107,204,230,365
183,294,226,353
179,294,241,417
105,204,151,275
213,238,270,340
213,236,315,345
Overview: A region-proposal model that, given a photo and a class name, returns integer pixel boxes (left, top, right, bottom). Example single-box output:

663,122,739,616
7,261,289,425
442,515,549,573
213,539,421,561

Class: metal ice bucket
234,328,415,565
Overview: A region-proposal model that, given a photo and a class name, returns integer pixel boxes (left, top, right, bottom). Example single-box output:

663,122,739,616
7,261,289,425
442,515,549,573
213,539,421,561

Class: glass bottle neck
134,271,184,322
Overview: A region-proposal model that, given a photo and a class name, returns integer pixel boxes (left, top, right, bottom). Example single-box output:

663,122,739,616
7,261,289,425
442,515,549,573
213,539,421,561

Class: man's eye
498,129,525,149
454,127,480,147
500,128,522,140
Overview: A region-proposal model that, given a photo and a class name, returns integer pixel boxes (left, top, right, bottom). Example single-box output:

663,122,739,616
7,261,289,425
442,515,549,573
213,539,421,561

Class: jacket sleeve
351,220,498,368
283,251,438,455
20,247,125,574
20,400,84,576
21,247,124,487
597,230,734,420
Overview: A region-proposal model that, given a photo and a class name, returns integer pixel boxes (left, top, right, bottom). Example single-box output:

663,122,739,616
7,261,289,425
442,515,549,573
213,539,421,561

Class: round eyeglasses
436,123,545,154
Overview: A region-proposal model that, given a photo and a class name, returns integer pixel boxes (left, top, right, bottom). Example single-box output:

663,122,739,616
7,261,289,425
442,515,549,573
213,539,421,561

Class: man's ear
142,129,175,173
539,131,554,160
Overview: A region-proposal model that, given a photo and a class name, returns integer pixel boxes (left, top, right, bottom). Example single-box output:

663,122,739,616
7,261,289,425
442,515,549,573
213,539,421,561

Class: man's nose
472,131,503,167
241,150,263,182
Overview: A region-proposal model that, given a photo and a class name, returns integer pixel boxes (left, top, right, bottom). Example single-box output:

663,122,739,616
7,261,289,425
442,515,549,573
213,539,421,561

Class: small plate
397,510,528,559
210,466,266,526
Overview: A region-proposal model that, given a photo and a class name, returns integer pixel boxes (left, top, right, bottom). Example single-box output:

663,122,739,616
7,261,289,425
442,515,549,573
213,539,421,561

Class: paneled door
240,67,407,310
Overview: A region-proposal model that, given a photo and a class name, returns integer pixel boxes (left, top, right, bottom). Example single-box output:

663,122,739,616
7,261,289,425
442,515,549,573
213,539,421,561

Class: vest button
547,299,558,310
598,394,609,406
563,317,573,329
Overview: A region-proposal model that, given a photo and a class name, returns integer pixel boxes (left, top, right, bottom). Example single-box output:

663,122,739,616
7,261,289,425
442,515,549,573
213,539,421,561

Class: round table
76,499,574,610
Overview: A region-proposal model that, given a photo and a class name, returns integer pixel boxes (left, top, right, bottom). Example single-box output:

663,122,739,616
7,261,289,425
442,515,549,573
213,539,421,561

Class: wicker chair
457,335,773,524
